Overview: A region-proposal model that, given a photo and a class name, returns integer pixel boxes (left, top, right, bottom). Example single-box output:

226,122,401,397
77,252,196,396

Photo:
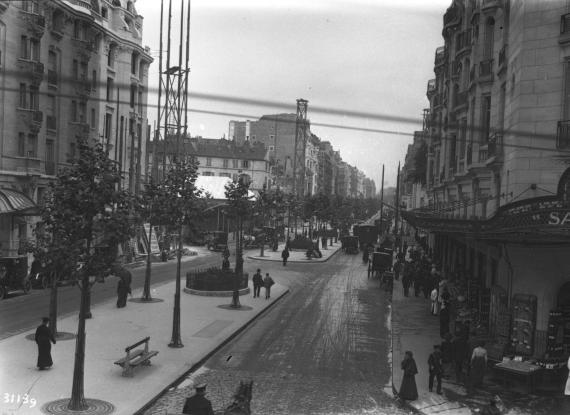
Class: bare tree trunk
68,273,89,410
49,271,58,338
142,223,153,300
169,224,183,348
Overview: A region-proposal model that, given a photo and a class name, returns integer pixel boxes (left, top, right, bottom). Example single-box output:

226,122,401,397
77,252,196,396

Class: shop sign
547,211,570,225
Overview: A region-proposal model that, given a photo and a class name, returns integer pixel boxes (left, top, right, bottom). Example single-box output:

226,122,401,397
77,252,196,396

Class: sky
135,0,451,189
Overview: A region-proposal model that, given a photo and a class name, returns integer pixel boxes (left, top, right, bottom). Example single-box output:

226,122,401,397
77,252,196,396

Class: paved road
0,247,221,340
144,251,409,414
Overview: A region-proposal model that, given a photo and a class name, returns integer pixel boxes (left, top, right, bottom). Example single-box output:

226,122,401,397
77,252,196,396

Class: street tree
224,177,252,275
41,138,134,411
159,156,204,348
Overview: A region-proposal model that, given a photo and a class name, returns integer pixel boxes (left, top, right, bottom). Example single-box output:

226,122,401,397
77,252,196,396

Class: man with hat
182,383,214,415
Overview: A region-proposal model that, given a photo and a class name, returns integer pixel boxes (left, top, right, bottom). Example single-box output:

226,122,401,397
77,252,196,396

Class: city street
0,247,219,340
144,250,408,415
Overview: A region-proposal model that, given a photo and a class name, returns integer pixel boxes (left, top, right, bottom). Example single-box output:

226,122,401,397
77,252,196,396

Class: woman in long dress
35,317,56,370
399,350,419,400
470,340,487,389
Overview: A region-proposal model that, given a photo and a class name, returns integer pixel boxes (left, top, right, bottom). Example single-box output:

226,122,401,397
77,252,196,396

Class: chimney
246,120,251,141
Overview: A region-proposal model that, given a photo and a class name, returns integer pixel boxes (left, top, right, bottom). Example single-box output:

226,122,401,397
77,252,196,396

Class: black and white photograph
1,0,570,414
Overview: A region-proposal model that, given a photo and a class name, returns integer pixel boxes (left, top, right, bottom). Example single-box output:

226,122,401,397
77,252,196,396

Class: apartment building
0,0,152,256
404,0,570,362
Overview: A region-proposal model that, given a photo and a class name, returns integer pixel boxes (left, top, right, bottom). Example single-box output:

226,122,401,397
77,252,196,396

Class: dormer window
101,7,108,19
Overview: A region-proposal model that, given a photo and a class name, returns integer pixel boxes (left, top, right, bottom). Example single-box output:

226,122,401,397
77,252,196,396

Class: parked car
0,256,31,299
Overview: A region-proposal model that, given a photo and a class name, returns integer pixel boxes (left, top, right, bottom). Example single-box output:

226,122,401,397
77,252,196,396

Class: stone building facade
404,0,570,362
0,0,152,257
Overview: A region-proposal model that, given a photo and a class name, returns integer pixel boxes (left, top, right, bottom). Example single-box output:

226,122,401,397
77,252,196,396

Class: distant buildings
229,114,374,197
402,0,570,363
0,0,152,256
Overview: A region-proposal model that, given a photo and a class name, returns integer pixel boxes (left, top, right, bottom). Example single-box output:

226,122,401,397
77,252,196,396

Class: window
101,7,108,18
74,20,84,40
104,113,112,140
242,160,249,168
22,0,40,14
72,60,79,80
27,134,37,158
80,62,88,80
232,159,238,168
29,87,39,110
46,140,55,170
130,84,136,107
92,70,97,90
219,173,231,178
269,134,274,140
30,39,40,60
20,36,28,59
19,84,27,108
18,132,25,156
202,171,214,176
106,77,114,102
138,88,143,114
481,95,491,143
268,145,275,151
223,159,229,168
71,100,77,122
131,52,138,76
206,157,212,167
91,108,96,128
78,102,86,123
108,44,116,67
483,17,495,59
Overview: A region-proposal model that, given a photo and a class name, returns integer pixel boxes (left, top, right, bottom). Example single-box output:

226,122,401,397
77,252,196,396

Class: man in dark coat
428,344,444,394
281,248,290,266
252,269,263,298
115,265,132,308
35,317,56,370
182,383,214,415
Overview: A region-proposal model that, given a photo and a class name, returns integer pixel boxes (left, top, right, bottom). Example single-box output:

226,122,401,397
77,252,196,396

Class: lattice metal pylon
293,99,309,197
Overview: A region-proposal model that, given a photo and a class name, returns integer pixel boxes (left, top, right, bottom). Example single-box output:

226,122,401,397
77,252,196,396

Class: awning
0,188,38,215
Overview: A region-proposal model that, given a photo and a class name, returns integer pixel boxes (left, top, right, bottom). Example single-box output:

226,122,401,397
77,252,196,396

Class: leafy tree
40,138,134,410
224,177,252,274
159,156,204,348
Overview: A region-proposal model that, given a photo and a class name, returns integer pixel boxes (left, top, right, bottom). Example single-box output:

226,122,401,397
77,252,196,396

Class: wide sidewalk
0,260,289,415
391,253,570,415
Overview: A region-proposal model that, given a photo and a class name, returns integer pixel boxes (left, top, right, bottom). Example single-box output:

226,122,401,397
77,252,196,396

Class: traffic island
183,268,250,297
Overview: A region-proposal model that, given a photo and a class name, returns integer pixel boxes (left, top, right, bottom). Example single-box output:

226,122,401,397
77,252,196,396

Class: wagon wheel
22,279,32,294
0,285,6,299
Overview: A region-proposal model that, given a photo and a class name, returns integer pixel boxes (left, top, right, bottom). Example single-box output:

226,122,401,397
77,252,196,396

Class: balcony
455,30,472,56
18,109,43,133
482,0,503,12
435,46,447,68
498,45,508,75
454,90,468,111
444,3,461,31
487,132,503,159
46,115,57,131
479,59,494,81
478,146,489,163
451,60,461,79
22,12,45,36
427,79,436,96
75,77,92,97
67,0,92,12
556,120,570,150
17,60,44,86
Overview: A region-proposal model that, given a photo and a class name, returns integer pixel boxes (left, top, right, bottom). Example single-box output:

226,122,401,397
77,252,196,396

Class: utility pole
379,164,384,234
394,162,401,251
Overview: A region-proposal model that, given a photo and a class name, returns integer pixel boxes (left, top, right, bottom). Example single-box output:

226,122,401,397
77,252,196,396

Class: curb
247,246,341,263
133,287,291,415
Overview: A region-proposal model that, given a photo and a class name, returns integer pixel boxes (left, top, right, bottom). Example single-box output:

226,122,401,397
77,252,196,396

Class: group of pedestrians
252,268,274,299
397,244,492,404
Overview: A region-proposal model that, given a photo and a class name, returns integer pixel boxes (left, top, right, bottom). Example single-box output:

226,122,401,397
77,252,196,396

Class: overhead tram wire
1,69,564,152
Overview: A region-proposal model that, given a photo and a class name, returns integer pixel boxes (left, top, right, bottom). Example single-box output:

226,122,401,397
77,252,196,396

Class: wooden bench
114,336,158,377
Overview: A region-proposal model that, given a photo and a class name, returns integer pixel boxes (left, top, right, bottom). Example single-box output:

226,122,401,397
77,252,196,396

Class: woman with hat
399,350,418,401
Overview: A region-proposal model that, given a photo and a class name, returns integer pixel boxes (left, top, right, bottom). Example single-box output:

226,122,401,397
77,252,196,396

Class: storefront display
510,294,537,356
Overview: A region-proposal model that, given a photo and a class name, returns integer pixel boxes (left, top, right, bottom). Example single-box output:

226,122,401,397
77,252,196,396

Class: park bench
114,336,158,377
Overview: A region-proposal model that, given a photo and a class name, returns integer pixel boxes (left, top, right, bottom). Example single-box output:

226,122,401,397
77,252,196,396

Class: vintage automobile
205,231,229,251
0,256,31,299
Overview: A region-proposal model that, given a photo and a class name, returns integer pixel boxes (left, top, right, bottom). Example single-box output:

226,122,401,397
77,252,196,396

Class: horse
220,380,253,415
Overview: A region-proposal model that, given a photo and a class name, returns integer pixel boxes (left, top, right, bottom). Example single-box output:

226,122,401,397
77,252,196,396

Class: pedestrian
469,340,488,389
402,262,412,297
35,317,56,370
430,286,439,315
428,344,444,394
452,333,468,383
263,273,274,299
252,269,263,298
182,383,215,415
566,355,570,396
399,350,418,401
393,259,402,281
115,265,132,308
281,247,290,266
439,301,450,338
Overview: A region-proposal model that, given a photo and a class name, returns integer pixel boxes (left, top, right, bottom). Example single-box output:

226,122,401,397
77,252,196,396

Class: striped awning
0,189,38,215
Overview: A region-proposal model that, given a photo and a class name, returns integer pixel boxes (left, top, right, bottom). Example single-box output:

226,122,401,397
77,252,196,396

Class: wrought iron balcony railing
487,133,503,157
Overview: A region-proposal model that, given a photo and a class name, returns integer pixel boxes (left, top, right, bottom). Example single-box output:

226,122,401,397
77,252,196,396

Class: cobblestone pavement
144,253,409,415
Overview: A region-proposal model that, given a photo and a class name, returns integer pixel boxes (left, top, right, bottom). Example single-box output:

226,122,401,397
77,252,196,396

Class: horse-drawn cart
341,236,359,254
368,251,393,290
